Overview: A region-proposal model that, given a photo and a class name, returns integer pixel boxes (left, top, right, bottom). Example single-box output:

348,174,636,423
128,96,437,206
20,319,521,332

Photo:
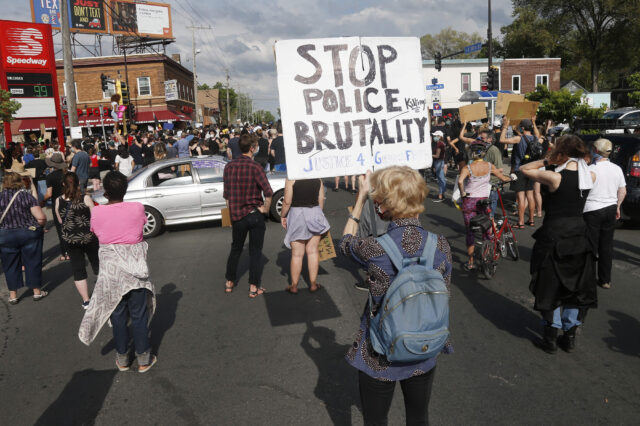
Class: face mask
433,136,440,142
253,146,260,156
374,201,391,221
445,120,451,126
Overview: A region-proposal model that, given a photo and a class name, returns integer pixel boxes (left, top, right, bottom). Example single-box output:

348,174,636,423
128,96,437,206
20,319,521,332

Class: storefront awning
17,117,58,132
135,109,191,123
63,116,115,128
458,90,515,102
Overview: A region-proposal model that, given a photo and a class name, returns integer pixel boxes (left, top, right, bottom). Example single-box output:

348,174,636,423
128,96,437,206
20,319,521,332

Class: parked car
92,156,287,237
580,133,640,221
602,107,640,134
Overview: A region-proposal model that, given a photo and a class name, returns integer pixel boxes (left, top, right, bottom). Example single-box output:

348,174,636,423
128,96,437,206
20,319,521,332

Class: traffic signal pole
61,0,78,146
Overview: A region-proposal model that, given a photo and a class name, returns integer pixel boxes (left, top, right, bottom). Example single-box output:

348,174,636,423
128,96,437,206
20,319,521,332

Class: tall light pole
487,0,493,70
61,0,78,131
188,24,211,124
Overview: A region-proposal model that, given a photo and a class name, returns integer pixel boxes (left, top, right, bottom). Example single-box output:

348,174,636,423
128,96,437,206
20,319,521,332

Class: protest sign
275,37,430,180
318,232,337,261
459,103,487,123
506,101,539,122
495,93,525,115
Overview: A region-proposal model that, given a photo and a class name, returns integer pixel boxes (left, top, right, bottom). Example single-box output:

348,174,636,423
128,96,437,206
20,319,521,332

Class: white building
422,58,503,110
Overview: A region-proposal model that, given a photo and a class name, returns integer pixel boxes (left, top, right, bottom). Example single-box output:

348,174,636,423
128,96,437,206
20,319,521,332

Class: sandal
248,287,266,298
463,263,476,271
33,291,48,301
285,285,298,295
309,283,322,293
514,223,525,229
8,297,19,305
59,256,67,261
224,282,235,293
527,221,535,227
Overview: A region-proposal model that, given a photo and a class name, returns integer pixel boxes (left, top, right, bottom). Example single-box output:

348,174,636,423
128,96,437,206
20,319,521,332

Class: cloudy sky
9,0,514,114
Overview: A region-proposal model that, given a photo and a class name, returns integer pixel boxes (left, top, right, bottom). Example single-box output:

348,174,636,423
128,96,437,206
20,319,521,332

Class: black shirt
25,158,47,181
108,148,118,165
271,136,286,164
46,169,64,203
142,144,155,166
228,137,241,159
291,179,321,207
130,143,144,165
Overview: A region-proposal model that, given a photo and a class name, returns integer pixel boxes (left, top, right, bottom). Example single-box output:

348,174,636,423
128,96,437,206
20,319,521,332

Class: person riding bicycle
458,141,511,271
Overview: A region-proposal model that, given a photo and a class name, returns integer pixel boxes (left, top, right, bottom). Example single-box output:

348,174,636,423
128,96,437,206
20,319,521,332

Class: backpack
369,232,450,363
522,135,544,163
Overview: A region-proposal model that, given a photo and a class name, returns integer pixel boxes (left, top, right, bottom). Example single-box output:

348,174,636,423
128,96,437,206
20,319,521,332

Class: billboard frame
107,0,174,39
30,0,109,34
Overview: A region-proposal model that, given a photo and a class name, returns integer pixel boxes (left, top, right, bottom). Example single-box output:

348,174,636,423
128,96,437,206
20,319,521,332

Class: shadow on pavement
41,261,73,295
455,274,540,342
34,369,116,426
301,322,360,426
330,239,364,287
603,310,640,358
613,239,640,266
275,248,329,288
263,289,341,327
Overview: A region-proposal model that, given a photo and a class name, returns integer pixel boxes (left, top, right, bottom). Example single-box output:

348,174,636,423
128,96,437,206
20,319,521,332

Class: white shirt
584,160,626,213
115,155,133,177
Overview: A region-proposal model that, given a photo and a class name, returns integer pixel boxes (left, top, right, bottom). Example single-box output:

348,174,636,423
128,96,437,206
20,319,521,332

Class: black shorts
511,171,534,192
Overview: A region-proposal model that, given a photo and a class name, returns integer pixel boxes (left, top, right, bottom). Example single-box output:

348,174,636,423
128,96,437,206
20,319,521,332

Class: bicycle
469,181,519,279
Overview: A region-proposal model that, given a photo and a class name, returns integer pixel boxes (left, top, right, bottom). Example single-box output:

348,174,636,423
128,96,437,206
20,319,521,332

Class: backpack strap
422,232,438,270
376,233,404,272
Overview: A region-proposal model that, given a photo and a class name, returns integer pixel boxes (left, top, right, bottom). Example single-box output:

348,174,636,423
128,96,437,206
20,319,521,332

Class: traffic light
101,74,108,92
435,52,442,72
129,104,136,123
119,81,130,105
487,66,499,90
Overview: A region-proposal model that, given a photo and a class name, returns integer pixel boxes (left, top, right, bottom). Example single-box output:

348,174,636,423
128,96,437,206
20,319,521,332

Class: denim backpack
369,232,450,362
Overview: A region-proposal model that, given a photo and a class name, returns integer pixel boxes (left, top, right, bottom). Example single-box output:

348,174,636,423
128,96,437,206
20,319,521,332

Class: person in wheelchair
458,141,511,271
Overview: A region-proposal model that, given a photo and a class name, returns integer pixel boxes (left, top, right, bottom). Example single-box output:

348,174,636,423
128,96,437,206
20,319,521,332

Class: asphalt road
1,173,639,425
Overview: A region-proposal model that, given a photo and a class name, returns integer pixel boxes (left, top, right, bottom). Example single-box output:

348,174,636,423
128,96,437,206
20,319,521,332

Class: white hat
433,130,444,137
494,120,502,127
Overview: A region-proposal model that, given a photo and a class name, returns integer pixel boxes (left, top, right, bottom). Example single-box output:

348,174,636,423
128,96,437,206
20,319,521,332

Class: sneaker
115,360,130,372
433,197,445,203
82,301,90,310
138,355,157,373
599,282,611,289
33,291,48,301
332,187,339,192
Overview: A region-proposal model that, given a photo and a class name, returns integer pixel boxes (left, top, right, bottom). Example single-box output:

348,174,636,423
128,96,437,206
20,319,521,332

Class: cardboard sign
459,103,487,123
506,101,539,121
221,208,232,227
275,37,431,180
318,231,337,262
495,93,525,115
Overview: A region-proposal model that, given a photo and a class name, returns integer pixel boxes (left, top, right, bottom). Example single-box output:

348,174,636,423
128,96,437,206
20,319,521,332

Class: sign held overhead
275,37,431,180
459,103,487,122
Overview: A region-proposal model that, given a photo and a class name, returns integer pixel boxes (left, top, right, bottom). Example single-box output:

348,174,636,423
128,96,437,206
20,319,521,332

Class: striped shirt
0,189,38,229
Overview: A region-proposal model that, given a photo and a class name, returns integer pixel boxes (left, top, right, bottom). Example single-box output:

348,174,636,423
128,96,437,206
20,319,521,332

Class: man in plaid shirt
223,134,274,298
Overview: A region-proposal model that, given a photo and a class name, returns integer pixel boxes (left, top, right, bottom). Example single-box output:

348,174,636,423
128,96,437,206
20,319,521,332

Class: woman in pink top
79,171,157,373
457,141,510,271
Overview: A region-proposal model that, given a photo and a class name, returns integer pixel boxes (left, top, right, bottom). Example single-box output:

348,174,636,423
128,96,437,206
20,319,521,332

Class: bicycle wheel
504,232,519,261
481,240,497,279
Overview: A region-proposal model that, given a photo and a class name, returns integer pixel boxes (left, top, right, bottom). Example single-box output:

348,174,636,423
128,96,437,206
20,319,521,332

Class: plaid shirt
223,155,273,221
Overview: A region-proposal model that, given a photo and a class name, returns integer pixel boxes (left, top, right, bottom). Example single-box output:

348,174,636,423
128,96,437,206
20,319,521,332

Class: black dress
529,169,597,315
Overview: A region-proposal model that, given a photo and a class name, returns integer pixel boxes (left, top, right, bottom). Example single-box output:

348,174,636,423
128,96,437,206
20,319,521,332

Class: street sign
60,95,67,108
431,78,438,85
464,42,483,54
432,102,442,117
426,84,444,90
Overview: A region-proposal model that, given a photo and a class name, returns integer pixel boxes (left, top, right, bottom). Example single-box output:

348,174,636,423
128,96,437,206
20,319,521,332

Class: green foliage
197,83,211,90
629,72,640,108
500,7,558,59
254,110,276,124
211,82,238,124
277,107,281,119
525,85,603,123
0,89,21,123
420,27,484,59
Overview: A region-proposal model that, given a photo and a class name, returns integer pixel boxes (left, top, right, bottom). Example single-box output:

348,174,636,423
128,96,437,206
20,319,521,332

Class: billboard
31,0,107,33
108,0,173,38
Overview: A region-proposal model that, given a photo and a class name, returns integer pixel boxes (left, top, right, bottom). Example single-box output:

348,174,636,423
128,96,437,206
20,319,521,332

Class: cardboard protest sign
459,103,487,123
506,101,539,121
275,37,431,180
495,93,525,115
318,231,337,261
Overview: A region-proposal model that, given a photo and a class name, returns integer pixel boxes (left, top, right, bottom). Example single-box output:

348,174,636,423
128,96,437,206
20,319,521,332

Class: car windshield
128,167,146,181
603,112,625,119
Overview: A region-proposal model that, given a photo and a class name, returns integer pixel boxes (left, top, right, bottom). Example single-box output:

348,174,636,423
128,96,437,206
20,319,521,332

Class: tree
197,83,211,90
212,82,238,125
0,89,21,123
525,85,603,124
628,72,640,108
420,27,484,59
277,107,281,119
500,7,558,59
513,0,640,91
253,110,276,123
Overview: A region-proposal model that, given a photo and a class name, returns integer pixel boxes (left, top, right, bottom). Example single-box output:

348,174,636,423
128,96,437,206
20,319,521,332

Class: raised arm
458,122,475,144
520,159,560,190
500,118,522,144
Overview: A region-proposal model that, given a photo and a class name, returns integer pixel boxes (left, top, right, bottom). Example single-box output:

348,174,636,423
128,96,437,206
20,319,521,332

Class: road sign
431,78,438,85
433,102,442,116
464,42,483,54
60,96,67,108
426,84,444,90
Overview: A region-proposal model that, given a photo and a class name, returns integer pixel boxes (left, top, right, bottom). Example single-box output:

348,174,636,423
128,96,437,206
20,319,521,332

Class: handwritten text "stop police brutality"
293,43,428,155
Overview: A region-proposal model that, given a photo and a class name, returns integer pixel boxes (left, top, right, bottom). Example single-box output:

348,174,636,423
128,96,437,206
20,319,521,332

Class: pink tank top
465,163,492,198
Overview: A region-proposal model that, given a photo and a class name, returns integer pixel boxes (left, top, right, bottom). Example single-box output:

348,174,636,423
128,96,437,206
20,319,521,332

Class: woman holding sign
281,178,330,294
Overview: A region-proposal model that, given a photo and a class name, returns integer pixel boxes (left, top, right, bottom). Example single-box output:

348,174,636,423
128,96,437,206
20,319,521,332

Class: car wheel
143,206,163,238
270,189,284,222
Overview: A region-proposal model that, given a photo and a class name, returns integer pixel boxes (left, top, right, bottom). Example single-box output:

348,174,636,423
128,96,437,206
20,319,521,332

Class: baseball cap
594,138,612,153
493,120,502,128
433,130,444,137
520,119,533,130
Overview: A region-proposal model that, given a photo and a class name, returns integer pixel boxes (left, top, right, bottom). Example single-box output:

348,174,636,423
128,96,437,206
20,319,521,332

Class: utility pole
225,69,230,126
61,0,78,132
187,24,212,124
487,0,493,70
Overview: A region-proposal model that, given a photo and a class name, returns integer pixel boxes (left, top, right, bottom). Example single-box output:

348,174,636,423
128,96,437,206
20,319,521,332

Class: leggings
358,367,436,426
66,240,100,281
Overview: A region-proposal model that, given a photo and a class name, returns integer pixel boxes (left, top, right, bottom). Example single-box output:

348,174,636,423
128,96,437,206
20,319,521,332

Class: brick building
499,58,561,94
197,88,220,126
54,53,195,130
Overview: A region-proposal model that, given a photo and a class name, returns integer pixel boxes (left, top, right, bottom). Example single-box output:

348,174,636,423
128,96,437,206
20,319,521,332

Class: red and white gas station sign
0,20,63,145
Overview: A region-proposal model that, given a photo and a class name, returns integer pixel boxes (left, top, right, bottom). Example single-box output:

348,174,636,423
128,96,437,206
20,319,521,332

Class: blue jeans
545,307,582,331
36,180,48,203
433,159,446,196
0,227,43,291
110,288,151,356
489,189,499,218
